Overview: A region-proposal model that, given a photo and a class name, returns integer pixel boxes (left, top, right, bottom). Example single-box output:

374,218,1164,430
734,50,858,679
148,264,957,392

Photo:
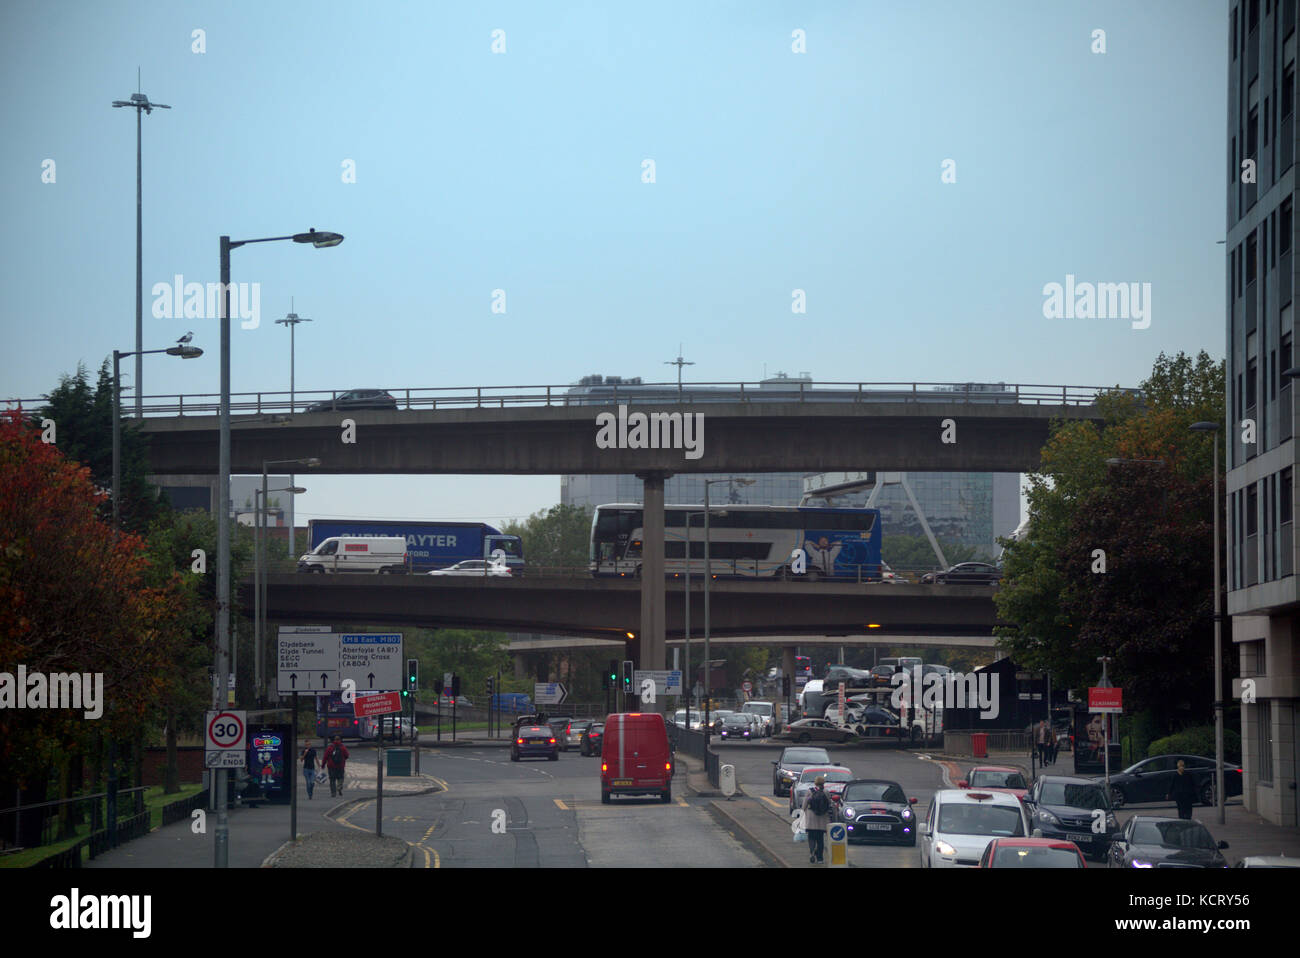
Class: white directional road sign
277,631,339,694
205,710,246,768
339,633,403,691
534,682,569,706
634,670,682,696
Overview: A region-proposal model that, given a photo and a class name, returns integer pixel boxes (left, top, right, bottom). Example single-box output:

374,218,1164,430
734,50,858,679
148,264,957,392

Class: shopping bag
315,770,327,784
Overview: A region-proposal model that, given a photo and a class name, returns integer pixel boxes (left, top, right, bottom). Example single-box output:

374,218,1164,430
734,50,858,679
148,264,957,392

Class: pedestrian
1044,725,1056,765
1036,720,1049,766
802,774,832,865
300,741,318,799
323,735,349,797
1167,759,1198,820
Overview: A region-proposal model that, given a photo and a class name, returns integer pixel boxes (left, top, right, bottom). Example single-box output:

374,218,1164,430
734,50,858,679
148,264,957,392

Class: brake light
602,763,608,772
665,763,671,770
516,738,524,744
548,738,556,744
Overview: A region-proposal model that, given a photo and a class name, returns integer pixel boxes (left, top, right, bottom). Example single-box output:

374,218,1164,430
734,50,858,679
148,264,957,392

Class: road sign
634,670,682,696
742,680,752,693
205,710,246,768
534,682,569,706
1088,687,1123,713
355,690,403,718
277,630,339,694
828,822,848,867
339,633,403,691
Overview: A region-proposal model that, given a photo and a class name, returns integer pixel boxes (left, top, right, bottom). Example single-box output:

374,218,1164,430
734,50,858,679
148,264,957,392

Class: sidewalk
84,748,442,868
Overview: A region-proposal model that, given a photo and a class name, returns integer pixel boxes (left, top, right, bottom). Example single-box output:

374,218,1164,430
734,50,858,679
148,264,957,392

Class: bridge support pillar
637,471,670,703
782,646,797,718
512,654,528,679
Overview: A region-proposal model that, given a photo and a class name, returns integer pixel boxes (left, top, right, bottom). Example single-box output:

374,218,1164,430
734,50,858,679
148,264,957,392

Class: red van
600,712,673,804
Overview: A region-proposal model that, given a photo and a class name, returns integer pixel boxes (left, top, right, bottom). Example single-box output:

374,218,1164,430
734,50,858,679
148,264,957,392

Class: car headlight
842,807,856,819
1037,808,1061,826
902,808,913,818
1131,859,1153,868
935,840,957,856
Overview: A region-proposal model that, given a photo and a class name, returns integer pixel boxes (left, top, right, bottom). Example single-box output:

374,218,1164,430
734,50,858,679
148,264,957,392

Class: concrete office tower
1224,0,1300,827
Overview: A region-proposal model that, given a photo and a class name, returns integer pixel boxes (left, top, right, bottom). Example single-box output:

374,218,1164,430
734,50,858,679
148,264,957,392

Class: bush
1148,725,1241,764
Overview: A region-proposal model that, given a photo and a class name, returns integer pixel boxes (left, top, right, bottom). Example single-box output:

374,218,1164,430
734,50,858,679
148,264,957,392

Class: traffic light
407,658,419,691
433,677,444,695
782,676,791,696
486,676,495,694
621,660,633,693
607,660,618,691
451,674,461,696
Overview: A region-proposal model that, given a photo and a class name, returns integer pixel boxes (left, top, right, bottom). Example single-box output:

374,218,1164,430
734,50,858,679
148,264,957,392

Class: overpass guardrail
6,380,1141,417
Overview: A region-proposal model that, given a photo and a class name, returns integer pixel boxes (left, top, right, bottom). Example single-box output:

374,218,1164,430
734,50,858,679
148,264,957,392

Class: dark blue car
511,725,559,762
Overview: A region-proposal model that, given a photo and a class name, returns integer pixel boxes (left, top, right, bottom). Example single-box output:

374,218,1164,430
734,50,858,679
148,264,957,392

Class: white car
427,560,511,577
919,788,1031,868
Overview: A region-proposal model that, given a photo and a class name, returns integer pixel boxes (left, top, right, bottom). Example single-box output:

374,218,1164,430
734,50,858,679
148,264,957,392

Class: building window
1283,198,1293,253
1248,105,1260,162
1248,357,1258,412
1272,210,1278,267
1282,467,1292,523
1250,0,1260,33
1248,484,1259,535
1283,333,1293,382
1247,233,1258,283
1272,348,1278,400
1285,60,1296,118
1256,700,1273,785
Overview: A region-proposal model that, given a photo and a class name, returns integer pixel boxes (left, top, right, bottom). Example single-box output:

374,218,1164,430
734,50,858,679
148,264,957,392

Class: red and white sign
741,681,752,693
1088,687,1123,713
355,691,403,718
207,710,246,749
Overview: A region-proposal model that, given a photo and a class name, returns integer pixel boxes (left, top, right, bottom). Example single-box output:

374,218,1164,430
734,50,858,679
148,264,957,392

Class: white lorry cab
297,536,409,574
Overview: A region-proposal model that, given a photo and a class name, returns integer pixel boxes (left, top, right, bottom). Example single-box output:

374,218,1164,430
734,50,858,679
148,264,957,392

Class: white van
297,536,409,574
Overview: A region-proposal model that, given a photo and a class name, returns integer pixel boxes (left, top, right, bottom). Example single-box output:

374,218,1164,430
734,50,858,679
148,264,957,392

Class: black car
921,562,1002,585
1023,775,1118,861
835,779,919,845
1104,754,1244,808
772,746,834,796
869,665,897,687
580,723,604,756
511,725,559,762
305,389,399,413
1107,816,1229,869
719,713,753,741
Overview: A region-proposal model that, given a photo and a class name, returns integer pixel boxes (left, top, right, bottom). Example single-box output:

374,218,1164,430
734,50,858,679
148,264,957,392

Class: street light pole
702,477,754,745
1190,420,1226,824
214,228,343,869
276,304,312,557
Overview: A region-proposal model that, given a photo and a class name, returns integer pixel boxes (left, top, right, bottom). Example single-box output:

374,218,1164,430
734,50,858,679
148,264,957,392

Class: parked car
772,746,835,796
1103,754,1244,808
1022,775,1118,861
919,788,1031,868
601,713,673,804
778,718,855,744
1106,816,1229,868
920,562,1003,585
789,766,855,815
958,766,1029,801
305,388,399,413
834,779,918,845
978,837,1087,868
580,723,604,756
426,559,512,577
511,724,559,762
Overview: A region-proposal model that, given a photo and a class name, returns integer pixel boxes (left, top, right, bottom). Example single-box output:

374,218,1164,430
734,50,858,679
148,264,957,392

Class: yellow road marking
553,799,569,810
677,798,688,807
760,796,785,810
420,823,436,844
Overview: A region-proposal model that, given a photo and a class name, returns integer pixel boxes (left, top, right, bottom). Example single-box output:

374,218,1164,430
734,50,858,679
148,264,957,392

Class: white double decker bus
588,503,884,579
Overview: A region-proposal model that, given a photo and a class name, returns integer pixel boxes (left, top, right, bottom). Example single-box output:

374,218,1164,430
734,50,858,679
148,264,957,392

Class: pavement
83,741,442,868
681,744,1300,867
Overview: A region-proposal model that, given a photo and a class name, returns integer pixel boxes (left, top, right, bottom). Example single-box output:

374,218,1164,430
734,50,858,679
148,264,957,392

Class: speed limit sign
206,710,247,767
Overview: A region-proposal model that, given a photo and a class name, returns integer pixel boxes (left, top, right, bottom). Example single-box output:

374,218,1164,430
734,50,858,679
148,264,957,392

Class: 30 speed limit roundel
208,711,245,749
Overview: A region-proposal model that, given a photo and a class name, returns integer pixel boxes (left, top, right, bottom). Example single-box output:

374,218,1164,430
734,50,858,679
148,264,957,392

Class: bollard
828,822,848,867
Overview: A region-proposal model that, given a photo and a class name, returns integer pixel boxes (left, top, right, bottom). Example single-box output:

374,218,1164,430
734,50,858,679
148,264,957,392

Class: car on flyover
305,388,399,413
920,562,1002,585
427,559,512,577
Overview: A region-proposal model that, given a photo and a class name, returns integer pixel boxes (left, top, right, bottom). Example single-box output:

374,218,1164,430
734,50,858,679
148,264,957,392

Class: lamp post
215,228,342,870
112,76,170,419
664,345,694,404
112,344,202,526
275,304,312,557
1190,420,1226,825
703,477,753,744
255,473,313,706
684,510,707,731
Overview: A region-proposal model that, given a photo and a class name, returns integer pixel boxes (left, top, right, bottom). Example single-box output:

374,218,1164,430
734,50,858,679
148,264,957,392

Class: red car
789,766,854,814
958,765,1029,801
978,837,1087,868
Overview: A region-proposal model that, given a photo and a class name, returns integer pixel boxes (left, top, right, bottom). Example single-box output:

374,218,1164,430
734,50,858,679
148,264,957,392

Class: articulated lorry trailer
306,519,524,573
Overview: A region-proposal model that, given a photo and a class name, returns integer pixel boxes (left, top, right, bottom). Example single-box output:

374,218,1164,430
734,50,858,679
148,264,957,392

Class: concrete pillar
638,471,669,698
782,646,798,720
512,654,528,679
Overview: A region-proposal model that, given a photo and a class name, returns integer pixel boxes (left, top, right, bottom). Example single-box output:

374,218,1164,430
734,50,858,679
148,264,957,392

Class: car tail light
602,763,608,772
665,763,671,770
548,738,556,744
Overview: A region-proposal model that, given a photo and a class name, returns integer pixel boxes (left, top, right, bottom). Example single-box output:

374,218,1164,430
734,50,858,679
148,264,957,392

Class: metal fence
160,788,209,827
944,729,1032,753
0,785,151,864
6,380,1140,418
670,724,722,787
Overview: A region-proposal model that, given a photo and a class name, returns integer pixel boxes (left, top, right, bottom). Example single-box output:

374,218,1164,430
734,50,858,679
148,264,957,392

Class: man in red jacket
323,736,350,797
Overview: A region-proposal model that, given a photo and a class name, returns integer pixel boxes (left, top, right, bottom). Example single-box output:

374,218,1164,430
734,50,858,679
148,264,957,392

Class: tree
0,410,186,837
881,534,986,572
501,504,593,571
994,351,1226,727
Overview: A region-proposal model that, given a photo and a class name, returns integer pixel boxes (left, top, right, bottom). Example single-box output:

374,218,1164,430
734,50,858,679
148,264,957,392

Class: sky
0,1,1228,528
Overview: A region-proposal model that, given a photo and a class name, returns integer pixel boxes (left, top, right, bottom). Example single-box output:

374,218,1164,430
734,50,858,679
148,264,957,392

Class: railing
944,729,1032,753
160,788,210,827
4,380,1141,418
0,785,150,859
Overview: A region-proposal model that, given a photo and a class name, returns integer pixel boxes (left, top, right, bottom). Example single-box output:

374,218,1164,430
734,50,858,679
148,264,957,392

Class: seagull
176,331,193,344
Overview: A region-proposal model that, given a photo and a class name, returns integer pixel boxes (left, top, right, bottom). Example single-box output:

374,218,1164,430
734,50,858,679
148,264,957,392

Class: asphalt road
336,743,761,868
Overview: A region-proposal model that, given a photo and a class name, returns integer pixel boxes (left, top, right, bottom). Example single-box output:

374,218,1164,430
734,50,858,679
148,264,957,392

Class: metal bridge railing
5,380,1141,418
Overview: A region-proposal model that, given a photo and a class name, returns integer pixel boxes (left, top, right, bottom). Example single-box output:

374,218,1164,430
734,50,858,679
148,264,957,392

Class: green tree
501,504,593,571
994,351,1226,729
881,534,985,573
